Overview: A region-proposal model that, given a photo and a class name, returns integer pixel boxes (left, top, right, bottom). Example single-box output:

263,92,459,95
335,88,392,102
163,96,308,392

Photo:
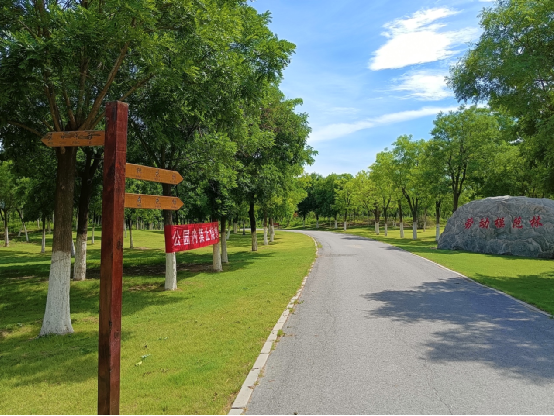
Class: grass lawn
0,228,315,414
291,222,554,316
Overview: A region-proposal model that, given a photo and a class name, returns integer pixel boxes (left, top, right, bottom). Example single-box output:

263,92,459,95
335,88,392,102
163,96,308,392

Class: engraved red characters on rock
530,215,543,228
494,217,505,229
465,218,474,229
479,218,490,229
512,216,523,229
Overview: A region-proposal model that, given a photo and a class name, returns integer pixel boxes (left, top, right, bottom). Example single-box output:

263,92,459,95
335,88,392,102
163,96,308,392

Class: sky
251,0,494,176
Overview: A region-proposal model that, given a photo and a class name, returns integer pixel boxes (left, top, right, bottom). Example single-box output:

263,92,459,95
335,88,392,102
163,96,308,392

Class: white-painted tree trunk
375,221,379,235
73,232,87,281
4,225,8,247
251,232,258,251
343,221,347,231
226,229,230,240
263,226,268,245
316,220,319,229
436,224,441,241
91,224,95,244
40,251,74,336
233,222,238,233
23,222,29,242
270,221,275,242
71,240,75,257
400,223,404,238
212,242,222,272
335,220,337,229
124,222,127,238
165,253,177,290
412,223,417,240
385,223,388,237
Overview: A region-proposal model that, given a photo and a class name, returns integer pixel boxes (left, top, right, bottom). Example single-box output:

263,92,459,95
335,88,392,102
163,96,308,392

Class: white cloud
390,70,453,100
369,8,479,70
309,106,458,143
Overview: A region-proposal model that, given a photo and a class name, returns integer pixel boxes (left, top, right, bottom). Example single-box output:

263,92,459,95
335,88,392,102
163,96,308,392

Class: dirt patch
128,283,164,292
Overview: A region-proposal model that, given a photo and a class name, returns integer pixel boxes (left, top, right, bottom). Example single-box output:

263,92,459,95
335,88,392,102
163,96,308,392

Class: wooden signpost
41,130,105,147
124,193,184,210
41,102,183,415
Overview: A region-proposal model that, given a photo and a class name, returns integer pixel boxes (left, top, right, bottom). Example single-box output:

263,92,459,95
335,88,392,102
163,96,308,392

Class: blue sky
251,0,494,175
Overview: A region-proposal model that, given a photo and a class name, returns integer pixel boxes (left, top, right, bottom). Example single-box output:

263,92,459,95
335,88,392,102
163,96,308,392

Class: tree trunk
315,214,319,229
124,221,127,238
17,209,29,242
129,219,134,249
424,207,427,232
263,211,268,245
249,200,257,251
71,239,75,257
73,230,87,281
73,152,100,281
221,218,228,264
270,217,275,242
453,192,459,213
41,216,46,254
162,184,177,291
335,219,337,229
399,201,404,238
233,220,238,234
40,147,77,336
3,210,8,247
213,241,223,272
412,212,418,240
385,223,388,237
436,201,441,241
91,215,95,245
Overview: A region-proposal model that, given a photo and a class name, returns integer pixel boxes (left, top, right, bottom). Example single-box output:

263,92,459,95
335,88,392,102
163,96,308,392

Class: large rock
438,196,554,258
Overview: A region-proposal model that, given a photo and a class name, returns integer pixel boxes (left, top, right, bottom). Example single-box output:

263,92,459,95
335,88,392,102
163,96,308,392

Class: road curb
342,231,553,319
228,236,320,415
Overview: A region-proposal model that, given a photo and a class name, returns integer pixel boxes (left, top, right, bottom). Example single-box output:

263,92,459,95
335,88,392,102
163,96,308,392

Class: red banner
164,222,220,253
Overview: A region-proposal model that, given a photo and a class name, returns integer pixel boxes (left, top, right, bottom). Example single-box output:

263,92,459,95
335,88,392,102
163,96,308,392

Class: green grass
0,228,316,414
311,223,554,316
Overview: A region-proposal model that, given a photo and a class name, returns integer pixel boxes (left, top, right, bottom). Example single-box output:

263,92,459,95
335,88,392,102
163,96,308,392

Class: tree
448,0,554,192
429,106,502,211
0,161,18,247
421,142,451,241
370,151,396,236
392,135,425,240
1,0,247,335
333,174,355,231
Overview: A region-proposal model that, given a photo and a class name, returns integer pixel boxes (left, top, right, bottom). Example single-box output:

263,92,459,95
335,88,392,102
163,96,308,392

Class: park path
245,230,554,415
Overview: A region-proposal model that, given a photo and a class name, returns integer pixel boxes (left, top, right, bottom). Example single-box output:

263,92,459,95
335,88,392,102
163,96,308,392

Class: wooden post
98,102,128,415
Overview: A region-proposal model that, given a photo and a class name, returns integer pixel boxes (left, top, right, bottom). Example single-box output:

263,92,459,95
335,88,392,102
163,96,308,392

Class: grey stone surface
438,196,554,258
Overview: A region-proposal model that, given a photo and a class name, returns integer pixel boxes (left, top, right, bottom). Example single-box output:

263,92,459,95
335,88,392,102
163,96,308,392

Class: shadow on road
362,280,554,384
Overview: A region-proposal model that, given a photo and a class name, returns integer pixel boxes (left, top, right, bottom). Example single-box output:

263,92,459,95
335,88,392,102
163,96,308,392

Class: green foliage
448,0,554,194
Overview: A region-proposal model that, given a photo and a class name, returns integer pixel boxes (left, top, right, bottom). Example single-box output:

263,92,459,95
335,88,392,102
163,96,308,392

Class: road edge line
228,235,320,415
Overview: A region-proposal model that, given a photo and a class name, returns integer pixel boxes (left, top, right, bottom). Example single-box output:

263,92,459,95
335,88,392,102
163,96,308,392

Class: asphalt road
245,230,554,415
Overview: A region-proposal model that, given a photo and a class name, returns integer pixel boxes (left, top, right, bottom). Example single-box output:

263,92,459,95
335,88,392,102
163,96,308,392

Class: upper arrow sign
124,193,184,211
41,131,105,147
125,164,183,185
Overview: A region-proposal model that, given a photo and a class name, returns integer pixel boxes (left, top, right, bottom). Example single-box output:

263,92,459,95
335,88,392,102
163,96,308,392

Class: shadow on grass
362,279,554,383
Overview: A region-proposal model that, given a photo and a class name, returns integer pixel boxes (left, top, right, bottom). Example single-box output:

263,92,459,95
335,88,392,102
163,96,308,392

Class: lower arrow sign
124,194,183,210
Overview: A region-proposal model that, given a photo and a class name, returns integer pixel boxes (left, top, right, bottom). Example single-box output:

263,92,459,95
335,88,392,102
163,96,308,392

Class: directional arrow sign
124,193,183,211
41,130,105,147
125,164,183,185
